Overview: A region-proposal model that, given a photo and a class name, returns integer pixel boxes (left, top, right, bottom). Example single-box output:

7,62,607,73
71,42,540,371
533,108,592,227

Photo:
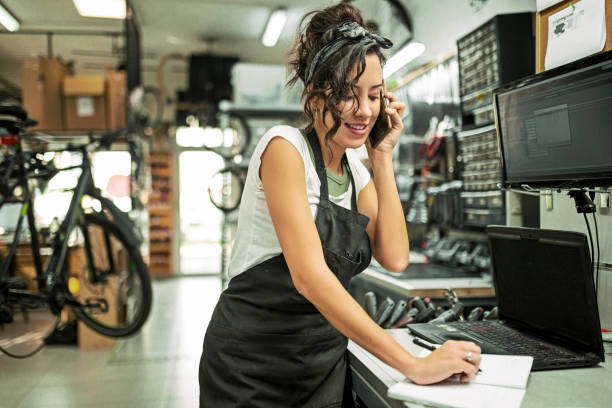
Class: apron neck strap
343,155,358,212
306,129,329,200
305,129,358,211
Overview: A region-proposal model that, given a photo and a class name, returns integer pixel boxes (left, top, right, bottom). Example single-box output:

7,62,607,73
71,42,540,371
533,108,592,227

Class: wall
541,192,612,329
402,0,537,73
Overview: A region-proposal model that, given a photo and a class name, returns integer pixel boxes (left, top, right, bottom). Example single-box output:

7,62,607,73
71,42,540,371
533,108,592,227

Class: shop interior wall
0,60,21,88
541,193,612,329
401,0,537,69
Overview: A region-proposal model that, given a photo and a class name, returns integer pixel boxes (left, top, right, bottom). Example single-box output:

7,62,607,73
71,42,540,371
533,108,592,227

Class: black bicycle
0,104,152,358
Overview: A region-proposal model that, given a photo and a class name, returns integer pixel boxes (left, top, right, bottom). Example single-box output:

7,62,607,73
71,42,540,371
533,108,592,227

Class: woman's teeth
346,124,366,130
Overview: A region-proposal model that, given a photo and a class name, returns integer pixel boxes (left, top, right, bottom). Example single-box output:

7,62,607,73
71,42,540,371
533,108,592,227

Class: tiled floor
0,276,223,408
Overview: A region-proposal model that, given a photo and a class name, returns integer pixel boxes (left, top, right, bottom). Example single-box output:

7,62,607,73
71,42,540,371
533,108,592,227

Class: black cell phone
369,88,392,148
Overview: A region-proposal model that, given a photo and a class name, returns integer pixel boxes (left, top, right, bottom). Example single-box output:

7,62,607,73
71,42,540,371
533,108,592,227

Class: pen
412,337,437,351
412,337,483,373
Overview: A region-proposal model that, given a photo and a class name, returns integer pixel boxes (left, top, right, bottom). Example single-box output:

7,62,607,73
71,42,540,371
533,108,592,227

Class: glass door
177,151,224,275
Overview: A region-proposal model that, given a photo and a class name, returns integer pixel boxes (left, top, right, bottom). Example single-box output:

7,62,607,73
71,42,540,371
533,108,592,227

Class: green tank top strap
304,132,350,197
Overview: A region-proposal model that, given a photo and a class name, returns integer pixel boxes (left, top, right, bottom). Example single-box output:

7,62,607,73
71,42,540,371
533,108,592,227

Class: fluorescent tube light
262,8,287,47
383,42,426,79
0,1,19,32
73,0,126,19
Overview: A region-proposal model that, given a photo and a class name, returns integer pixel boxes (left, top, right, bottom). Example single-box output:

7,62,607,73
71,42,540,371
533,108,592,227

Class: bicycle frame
1,136,140,312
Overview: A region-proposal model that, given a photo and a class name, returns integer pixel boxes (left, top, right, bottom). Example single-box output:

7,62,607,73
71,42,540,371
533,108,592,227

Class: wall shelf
147,151,174,277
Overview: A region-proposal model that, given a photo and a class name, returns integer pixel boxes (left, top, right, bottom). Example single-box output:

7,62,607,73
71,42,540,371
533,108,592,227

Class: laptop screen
486,226,603,355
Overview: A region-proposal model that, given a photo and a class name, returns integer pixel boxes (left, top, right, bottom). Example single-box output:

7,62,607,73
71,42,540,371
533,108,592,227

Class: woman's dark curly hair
287,3,387,144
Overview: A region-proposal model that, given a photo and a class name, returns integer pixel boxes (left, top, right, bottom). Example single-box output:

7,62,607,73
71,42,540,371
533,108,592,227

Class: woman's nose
355,98,373,118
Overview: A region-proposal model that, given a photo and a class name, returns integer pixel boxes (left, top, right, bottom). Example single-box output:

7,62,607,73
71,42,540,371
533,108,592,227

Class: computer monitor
493,51,612,188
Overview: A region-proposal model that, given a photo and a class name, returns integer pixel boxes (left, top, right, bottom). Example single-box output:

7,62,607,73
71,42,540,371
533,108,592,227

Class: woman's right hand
405,340,482,385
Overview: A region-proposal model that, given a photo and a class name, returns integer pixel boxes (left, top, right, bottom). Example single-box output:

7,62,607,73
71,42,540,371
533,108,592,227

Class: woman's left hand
366,90,405,159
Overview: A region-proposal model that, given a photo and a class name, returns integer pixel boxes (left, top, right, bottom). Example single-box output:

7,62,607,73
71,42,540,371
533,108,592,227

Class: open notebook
352,330,533,408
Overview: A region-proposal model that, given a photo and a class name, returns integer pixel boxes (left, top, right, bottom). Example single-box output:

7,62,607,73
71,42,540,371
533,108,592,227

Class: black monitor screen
487,226,603,357
494,52,612,187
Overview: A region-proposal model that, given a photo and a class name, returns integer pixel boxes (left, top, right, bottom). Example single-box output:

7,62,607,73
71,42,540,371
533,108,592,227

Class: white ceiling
0,0,537,96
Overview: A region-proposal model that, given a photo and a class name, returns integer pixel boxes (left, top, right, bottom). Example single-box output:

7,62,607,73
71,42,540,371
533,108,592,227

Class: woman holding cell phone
198,3,481,407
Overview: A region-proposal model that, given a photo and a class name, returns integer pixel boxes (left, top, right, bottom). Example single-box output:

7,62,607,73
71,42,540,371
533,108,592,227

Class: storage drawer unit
457,124,505,227
457,125,502,191
457,13,534,129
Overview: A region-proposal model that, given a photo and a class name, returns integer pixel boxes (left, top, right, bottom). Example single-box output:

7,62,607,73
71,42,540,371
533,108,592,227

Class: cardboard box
0,243,51,291
77,275,119,349
74,226,127,349
63,75,107,130
22,57,70,131
106,70,126,130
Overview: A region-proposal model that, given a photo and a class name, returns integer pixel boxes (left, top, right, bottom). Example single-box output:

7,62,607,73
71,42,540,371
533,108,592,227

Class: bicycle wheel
70,213,152,337
210,112,251,160
207,166,247,212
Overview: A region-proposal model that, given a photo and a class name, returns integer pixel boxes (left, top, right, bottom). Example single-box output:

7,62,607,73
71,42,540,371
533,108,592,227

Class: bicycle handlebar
92,128,125,150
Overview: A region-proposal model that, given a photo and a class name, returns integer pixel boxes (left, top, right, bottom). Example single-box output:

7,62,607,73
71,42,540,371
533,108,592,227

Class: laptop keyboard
451,321,581,362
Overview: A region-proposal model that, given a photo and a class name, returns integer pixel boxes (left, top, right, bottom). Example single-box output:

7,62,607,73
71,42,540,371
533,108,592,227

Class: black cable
0,315,60,359
583,213,595,296
592,213,600,296
0,342,46,359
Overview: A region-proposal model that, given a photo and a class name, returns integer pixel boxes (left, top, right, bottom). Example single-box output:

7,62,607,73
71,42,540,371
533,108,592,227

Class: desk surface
361,268,495,299
348,332,612,408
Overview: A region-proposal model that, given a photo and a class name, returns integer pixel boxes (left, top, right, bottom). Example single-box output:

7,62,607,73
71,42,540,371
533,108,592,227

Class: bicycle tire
206,112,252,160
70,213,152,337
225,112,251,158
207,166,246,213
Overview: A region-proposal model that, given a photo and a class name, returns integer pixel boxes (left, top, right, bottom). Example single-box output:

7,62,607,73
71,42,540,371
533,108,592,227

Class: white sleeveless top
228,125,371,279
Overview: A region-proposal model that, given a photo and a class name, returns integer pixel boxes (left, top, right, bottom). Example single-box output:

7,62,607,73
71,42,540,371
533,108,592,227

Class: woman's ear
310,94,324,113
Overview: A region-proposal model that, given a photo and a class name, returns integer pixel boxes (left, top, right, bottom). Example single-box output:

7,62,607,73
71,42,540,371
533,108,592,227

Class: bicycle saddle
0,104,27,122
0,104,38,133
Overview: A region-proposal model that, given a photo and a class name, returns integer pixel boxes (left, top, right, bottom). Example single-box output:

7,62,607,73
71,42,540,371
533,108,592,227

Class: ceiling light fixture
262,8,287,47
383,42,426,79
73,0,126,19
0,1,20,32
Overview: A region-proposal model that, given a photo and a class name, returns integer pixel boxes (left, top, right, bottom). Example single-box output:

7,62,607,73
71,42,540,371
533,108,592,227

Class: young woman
199,4,481,407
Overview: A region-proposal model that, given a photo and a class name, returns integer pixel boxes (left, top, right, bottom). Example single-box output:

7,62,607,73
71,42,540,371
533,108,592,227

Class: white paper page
388,381,526,408
544,0,606,70
448,354,533,389
359,330,533,388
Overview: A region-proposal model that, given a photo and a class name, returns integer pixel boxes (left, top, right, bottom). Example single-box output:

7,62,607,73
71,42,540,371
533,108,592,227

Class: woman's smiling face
321,53,384,149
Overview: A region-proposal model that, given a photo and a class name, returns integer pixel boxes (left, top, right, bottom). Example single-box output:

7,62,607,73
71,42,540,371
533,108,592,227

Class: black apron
199,130,372,407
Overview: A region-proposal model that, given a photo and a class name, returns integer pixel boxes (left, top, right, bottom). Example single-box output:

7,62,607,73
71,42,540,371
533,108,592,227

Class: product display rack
456,13,534,229
456,13,534,130
457,125,505,227
147,151,174,277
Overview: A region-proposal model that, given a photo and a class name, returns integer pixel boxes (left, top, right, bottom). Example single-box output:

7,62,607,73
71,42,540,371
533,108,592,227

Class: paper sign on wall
545,0,606,70
76,97,95,117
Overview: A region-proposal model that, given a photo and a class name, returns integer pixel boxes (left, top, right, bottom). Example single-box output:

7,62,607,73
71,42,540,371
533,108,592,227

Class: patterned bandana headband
304,21,393,85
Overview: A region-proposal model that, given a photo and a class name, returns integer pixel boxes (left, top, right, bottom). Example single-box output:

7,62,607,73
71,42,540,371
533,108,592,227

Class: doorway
178,151,225,275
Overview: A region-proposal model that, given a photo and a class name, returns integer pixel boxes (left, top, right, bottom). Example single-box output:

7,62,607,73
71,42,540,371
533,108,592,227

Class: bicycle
0,104,152,358
207,164,249,213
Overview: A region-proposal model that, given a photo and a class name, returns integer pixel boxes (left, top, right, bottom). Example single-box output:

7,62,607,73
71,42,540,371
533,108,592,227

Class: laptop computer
407,226,605,371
